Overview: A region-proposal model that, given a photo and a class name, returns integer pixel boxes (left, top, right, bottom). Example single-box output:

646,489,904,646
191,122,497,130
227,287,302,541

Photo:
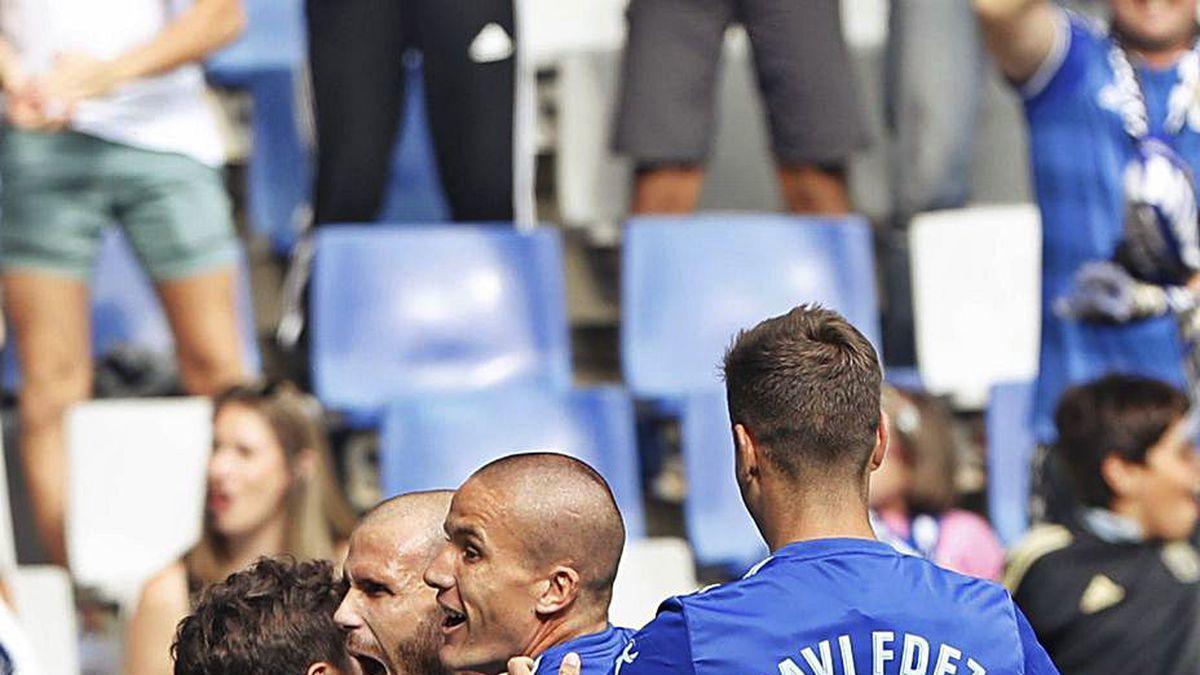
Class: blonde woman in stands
124,382,357,675
869,385,1006,580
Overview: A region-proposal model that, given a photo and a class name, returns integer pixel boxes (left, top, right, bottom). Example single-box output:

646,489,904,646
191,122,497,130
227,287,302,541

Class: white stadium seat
11,565,78,675
911,204,1042,408
66,398,211,610
610,538,698,629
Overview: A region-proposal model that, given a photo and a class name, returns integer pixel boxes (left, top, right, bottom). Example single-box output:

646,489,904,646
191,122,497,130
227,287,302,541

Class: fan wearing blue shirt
609,305,1058,675
975,0,1200,445
423,452,636,675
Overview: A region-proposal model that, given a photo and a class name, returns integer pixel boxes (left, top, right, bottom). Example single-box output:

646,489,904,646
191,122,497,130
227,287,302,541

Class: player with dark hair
172,557,356,675
1007,374,1200,674
336,490,454,675
609,305,1058,675
423,452,634,675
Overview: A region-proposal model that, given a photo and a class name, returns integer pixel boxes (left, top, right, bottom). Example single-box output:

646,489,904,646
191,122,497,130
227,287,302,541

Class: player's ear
868,412,890,473
1101,452,1141,499
734,423,760,482
536,565,581,617
305,661,335,675
294,447,318,483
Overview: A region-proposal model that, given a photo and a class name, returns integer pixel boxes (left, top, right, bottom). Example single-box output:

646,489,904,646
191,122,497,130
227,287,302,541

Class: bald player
423,452,634,675
335,490,453,675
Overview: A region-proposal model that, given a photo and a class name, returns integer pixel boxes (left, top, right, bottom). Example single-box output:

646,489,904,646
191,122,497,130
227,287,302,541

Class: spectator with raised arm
0,0,249,565
975,0,1200,523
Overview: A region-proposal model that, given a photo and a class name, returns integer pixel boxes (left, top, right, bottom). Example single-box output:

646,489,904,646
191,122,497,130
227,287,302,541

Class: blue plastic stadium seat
311,225,571,425
681,390,767,574
380,385,645,537
206,0,305,86
4,229,261,390
986,380,1037,546
622,214,881,400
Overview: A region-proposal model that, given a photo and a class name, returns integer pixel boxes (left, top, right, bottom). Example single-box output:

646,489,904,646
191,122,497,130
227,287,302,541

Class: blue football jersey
609,538,1058,675
1025,9,1196,443
537,624,639,675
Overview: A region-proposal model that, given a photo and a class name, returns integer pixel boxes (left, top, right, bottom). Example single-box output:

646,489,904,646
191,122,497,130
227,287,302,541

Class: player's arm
607,606,696,675
973,0,1061,85
40,0,245,109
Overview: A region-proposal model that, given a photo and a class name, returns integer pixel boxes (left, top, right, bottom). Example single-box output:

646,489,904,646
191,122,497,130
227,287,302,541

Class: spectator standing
125,383,356,675
974,0,1200,451
612,0,868,215
305,0,531,226
1006,374,1200,674
0,0,250,565
870,386,1006,580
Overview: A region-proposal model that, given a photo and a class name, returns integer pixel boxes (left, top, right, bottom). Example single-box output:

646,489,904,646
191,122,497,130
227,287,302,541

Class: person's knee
633,165,705,214
18,364,90,434
176,345,244,396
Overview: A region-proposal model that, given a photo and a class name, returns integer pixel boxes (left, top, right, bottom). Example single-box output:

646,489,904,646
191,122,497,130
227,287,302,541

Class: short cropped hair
723,304,882,478
1054,374,1190,508
172,557,351,675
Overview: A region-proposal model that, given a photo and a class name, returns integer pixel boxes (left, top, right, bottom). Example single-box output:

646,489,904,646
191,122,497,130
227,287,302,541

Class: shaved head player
609,305,1058,675
336,491,453,675
424,453,634,675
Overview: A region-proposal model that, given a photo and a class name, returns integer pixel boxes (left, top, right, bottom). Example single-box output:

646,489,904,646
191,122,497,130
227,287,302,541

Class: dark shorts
613,0,869,166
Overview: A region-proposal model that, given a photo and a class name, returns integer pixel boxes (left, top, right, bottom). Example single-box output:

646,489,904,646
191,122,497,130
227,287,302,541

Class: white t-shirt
0,0,225,166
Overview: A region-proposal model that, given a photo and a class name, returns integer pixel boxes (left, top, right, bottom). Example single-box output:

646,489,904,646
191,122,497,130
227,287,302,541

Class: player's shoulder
1003,524,1076,592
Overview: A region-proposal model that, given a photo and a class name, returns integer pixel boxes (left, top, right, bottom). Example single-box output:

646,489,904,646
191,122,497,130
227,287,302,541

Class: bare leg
777,164,852,215
631,166,706,215
4,272,92,565
156,266,247,395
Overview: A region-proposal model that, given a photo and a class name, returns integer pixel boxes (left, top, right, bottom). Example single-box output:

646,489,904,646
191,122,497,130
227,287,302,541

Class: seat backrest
206,0,305,85
986,380,1037,547
312,226,571,424
4,228,261,391
66,398,211,609
680,391,767,574
610,537,698,629
911,205,1041,408
11,565,79,675
622,214,880,399
380,385,644,537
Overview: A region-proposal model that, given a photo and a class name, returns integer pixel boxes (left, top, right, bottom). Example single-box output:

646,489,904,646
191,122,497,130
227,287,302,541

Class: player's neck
760,489,877,551
522,611,609,663
1117,24,1197,69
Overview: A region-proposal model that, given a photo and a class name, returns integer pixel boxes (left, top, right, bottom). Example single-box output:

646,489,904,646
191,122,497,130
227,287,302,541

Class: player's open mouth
353,653,388,675
442,607,467,632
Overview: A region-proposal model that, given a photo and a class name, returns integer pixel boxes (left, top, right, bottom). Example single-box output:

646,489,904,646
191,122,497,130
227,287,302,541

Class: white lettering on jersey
900,634,930,675
614,640,638,675
839,635,857,675
872,631,895,675
800,640,834,675
932,644,962,675
779,658,805,675
775,633,986,675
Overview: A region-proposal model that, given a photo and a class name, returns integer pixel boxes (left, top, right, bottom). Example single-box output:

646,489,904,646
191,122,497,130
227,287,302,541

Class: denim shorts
0,127,239,280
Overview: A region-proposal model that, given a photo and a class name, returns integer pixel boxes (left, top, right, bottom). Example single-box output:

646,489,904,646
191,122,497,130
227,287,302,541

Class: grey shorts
613,0,869,166
0,128,239,281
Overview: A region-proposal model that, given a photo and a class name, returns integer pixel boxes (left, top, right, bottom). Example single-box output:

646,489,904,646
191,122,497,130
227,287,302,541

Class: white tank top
1,0,225,166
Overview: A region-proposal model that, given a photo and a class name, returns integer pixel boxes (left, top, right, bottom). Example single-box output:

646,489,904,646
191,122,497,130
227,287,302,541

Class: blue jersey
609,538,1058,675
1025,9,1195,443
537,624,638,675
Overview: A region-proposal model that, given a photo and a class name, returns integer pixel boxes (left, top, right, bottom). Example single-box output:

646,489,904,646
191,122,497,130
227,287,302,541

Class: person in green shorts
0,0,249,565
